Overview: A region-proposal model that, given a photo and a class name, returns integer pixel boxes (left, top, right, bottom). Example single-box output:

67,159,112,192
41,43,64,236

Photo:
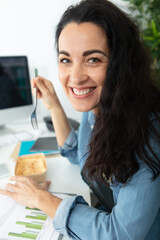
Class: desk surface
0,121,91,204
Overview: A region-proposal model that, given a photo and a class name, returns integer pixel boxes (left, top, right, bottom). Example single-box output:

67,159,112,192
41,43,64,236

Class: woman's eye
88,57,101,63
59,58,71,64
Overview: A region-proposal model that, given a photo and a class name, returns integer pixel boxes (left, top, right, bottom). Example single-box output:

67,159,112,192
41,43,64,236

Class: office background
0,0,127,122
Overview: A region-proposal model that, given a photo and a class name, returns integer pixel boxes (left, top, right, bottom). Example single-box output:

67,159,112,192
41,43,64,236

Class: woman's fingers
9,176,36,190
0,176,52,209
5,183,18,192
31,75,62,111
0,188,15,198
35,77,50,96
9,176,31,183
9,176,51,191
31,77,36,89
31,76,56,106
1,177,42,208
0,179,60,216
31,76,47,95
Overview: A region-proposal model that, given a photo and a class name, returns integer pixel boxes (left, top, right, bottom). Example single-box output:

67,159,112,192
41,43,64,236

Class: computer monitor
0,56,33,126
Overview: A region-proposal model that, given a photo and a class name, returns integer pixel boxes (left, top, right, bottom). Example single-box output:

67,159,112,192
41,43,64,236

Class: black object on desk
30,137,59,152
44,116,80,132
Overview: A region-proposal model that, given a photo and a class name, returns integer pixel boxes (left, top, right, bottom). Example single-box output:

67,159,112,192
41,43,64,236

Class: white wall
0,0,128,122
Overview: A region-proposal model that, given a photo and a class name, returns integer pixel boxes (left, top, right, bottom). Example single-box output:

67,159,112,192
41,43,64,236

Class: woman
0,0,160,239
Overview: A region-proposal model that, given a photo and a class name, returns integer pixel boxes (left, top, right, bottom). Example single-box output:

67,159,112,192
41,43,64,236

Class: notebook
30,137,59,152
19,137,60,156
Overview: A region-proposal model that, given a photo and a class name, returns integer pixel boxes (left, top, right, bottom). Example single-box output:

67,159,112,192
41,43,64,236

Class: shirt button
91,125,93,129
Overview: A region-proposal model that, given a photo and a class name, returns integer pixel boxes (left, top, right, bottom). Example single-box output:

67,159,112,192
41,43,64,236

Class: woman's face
58,22,109,113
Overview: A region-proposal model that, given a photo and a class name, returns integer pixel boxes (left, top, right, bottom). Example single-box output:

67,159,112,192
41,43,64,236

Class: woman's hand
31,76,71,147
0,176,50,208
31,76,60,110
0,176,62,218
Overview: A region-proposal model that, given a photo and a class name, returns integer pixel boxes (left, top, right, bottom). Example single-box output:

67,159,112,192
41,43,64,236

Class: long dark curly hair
55,0,160,184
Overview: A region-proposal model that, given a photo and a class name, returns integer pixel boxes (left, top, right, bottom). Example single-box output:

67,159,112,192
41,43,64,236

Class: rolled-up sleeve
59,128,79,164
53,196,88,238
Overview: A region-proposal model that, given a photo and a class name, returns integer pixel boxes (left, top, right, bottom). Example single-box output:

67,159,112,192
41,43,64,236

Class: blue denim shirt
53,111,160,240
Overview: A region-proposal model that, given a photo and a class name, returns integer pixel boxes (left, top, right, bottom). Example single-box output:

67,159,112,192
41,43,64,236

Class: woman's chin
71,103,98,113
71,104,91,112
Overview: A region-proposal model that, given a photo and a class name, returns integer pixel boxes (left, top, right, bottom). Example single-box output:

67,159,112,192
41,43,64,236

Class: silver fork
30,68,38,129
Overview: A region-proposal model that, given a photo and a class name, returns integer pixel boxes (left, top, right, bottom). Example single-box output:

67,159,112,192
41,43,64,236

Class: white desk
0,121,91,205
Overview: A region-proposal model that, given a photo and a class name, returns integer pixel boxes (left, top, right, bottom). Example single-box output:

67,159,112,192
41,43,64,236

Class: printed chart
0,195,60,240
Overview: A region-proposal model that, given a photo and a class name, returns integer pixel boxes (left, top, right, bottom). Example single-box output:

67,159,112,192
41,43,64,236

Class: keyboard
0,131,33,147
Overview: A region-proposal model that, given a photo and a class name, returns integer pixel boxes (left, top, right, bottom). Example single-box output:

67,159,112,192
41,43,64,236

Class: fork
30,68,38,129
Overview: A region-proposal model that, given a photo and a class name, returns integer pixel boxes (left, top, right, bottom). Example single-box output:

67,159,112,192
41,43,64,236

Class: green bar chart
8,231,38,239
7,206,47,239
16,221,43,230
0,194,63,240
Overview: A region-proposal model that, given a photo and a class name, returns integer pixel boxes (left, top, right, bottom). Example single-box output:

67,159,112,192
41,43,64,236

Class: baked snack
15,153,47,182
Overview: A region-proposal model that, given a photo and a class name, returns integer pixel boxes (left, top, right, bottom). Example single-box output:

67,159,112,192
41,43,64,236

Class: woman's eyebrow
83,50,108,57
58,49,109,57
58,51,70,56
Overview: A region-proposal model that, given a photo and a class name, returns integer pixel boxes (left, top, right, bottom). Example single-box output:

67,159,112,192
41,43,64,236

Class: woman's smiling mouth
72,87,96,96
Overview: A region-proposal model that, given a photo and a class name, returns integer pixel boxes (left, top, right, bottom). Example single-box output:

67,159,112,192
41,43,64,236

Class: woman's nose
69,63,88,85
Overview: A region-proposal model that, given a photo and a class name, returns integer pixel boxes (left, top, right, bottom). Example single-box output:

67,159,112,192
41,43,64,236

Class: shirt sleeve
59,128,79,165
53,196,88,238
53,166,160,240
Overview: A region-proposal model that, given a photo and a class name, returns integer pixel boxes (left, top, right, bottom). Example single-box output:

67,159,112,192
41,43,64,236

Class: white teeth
73,88,94,96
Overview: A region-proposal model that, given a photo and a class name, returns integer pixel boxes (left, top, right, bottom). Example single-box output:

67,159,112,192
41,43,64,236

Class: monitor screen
0,56,33,126
0,56,32,110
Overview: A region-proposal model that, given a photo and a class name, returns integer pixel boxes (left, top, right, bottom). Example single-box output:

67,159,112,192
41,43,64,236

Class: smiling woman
0,0,160,239
58,22,109,113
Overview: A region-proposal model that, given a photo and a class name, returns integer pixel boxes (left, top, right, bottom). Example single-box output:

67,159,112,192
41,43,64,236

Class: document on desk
0,194,70,240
